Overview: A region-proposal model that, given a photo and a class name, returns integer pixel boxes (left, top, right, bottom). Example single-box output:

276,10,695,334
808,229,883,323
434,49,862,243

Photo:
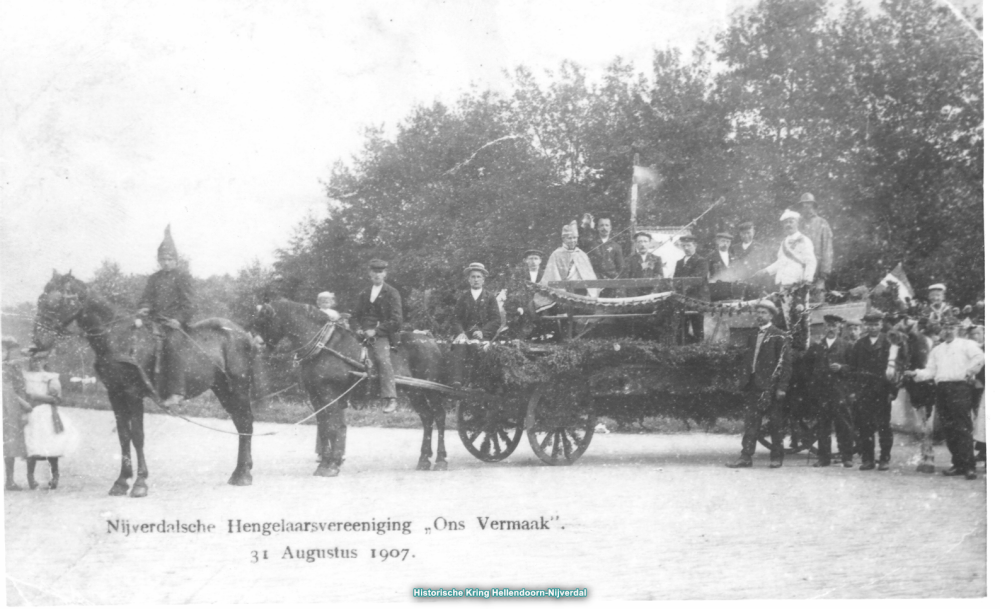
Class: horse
250,298,449,474
31,271,259,496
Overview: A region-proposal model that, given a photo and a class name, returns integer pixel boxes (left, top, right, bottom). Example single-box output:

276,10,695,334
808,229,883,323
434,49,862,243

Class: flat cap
823,314,845,324
927,283,946,292
635,231,653,240
523,249,543,258
677,234,696,243
715,232,734,241
368,258,389,270
780,209,801,221
862,310,885,322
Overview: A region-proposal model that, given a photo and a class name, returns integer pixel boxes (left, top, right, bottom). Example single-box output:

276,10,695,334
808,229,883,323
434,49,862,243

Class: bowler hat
463,262,489,277
798,193,816,204
368,258,389,270
823,314,845,324
754,299,779,316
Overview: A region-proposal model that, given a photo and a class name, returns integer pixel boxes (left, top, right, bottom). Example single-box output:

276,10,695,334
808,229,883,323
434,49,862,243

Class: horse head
32,270,89,352
249,301,282,351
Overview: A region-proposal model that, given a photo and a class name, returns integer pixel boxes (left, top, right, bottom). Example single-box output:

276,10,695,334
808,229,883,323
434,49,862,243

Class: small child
316,291,341,322
23,359,77,490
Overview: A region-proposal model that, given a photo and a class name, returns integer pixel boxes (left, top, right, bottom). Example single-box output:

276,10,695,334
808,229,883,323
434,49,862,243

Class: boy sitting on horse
316,291,341,322
136,226,195,408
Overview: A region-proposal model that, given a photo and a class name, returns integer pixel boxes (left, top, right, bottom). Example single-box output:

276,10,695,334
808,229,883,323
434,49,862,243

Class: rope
153,376,365,436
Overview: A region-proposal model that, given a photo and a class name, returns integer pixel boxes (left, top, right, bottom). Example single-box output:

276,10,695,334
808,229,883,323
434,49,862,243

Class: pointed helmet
158,225,178,259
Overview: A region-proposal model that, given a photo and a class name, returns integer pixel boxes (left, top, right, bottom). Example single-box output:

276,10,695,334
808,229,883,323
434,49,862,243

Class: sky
0,0,984,306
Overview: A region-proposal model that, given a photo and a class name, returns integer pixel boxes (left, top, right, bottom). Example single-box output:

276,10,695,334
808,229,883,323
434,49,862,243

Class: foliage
262,0,981,320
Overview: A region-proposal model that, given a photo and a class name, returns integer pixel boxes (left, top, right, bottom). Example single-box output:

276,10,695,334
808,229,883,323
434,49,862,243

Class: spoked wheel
757,413,819,454
457,400,524,462
525,383,596,466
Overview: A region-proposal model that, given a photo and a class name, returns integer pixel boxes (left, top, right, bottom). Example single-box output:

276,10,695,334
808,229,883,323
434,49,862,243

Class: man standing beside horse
136,226,195,408
352,259,403,414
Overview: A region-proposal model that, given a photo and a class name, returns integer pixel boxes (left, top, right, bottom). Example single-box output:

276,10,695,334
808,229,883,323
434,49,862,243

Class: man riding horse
351,259,403,414
136,225,195,408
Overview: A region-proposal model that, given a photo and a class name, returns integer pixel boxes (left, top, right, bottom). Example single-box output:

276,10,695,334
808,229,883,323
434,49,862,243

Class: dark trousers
157,326,186,397
371,337,396,399
855,384,892,464
676,313,704,344
450,342,473,386
740,385,785,458
814,389,854,461
936,382,975,472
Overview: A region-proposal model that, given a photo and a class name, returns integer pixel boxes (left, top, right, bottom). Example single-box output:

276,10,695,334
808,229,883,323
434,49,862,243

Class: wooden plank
547,278,707,290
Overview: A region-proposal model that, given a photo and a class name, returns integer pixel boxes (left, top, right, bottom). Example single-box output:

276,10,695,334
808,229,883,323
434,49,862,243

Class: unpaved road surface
4,407,986,603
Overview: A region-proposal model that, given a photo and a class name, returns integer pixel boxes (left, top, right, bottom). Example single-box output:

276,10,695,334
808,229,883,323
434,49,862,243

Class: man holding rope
352,259,403,414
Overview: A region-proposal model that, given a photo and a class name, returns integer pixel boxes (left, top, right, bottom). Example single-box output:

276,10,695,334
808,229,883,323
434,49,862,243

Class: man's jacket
452,290,501,338
352,283,403,343
742,324,791,393
139,269,195,325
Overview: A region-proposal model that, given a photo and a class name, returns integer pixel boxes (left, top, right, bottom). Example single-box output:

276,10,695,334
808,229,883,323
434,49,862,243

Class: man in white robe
534,221,600,312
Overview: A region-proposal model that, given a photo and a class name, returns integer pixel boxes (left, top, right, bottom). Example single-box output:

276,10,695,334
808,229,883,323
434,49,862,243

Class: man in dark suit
849,311,893,470
727,299,792,468
622,231,663,297
137,225,196,407
505,250,544,340
707,231,734,281
352,258,403,413
450,263,501,388
580,214,625,296
673,234,709,342
806,315,855,467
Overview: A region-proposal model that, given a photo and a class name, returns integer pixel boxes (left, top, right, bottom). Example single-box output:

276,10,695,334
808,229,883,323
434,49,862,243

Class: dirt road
4,407,986,603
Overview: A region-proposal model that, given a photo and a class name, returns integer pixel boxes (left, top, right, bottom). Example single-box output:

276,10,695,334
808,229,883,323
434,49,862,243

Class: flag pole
630,153,639,236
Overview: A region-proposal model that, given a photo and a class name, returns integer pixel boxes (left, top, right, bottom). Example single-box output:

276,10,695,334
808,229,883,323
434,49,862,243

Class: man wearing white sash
757,209,817,324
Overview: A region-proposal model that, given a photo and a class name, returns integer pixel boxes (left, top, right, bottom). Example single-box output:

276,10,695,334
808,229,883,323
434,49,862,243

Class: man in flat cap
904,314,985,479
579,214,625,295
624,232,665,296
805,314,855,467
727,299,792,468
849,310,893,470
672,234,709,342
708,231,734,282
796,193,833,303
450,263,502,389
352,259,403,414
137,225,196,408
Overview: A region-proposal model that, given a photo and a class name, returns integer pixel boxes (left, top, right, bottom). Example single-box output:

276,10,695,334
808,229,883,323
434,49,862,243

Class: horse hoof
433,460,448,472
417,459,432,471
313,466,340,478
228,472,253,486
109,481,129,496
48,478,59,490
130,483,148,498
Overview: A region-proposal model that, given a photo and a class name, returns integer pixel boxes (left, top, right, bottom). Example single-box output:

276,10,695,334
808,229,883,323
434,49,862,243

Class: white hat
317,291,335,299
561,220,579,238
928,283,946,292
780,209,801,221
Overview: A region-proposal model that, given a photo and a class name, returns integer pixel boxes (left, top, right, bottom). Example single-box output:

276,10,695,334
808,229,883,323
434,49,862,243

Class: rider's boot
382,398,398,414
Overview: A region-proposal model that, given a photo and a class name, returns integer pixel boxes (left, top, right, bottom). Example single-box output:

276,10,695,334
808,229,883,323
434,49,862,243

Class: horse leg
109,393,133,496
433,398,448,472
415,395,433,471
128,394,149,498
216,383,254,487
313,406,334,476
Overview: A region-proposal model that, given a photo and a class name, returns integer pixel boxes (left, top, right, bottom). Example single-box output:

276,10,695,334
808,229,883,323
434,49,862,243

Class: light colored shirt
912,337,985,383
765,232,817,286
719,250,730,267
369,284,383,303
528,269,539,283
320,308,340,322
470,288,483,301
825,337,836,348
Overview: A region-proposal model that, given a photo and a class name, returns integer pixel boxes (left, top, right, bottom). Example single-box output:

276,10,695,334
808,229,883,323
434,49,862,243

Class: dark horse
31,271,259,496
250,298,449,473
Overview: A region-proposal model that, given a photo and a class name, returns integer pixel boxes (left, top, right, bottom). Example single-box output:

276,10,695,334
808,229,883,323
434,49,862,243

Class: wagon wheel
457,400,524,462
526,383,596,466
757,397,820,455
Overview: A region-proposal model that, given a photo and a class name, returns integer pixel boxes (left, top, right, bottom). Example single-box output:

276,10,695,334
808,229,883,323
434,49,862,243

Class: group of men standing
726,284,984,480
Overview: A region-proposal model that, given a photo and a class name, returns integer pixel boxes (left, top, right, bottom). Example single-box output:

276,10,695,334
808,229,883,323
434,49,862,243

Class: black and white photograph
1,0,988,603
